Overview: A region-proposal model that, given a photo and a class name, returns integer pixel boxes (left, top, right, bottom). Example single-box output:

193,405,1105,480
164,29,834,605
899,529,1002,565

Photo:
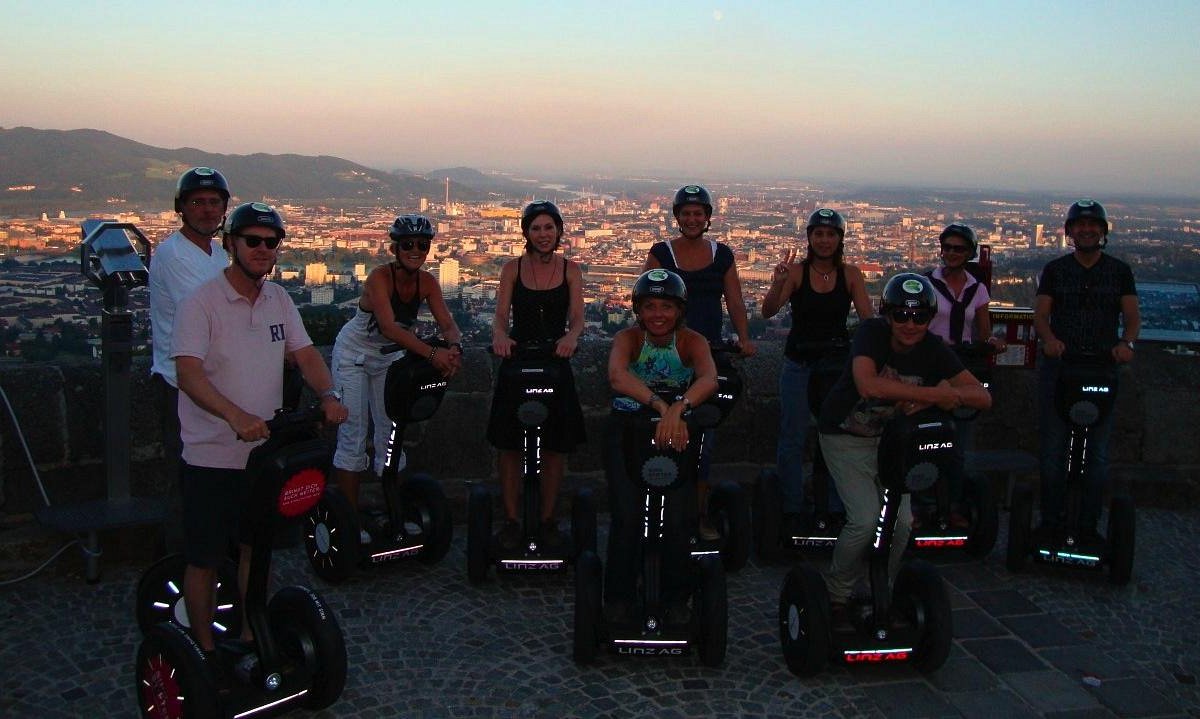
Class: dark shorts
181,463,253,568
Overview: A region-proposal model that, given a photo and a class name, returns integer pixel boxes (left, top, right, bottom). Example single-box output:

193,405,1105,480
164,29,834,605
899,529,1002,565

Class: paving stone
860,681,959,718
967,589,1043,617
946,689,1040,719
1001,613,1086,648
1087,677,1182,717
953,608,1009,639
1004,670,1103,713
927,655,1001,692
1039,646,1130,681
961,638,1048,674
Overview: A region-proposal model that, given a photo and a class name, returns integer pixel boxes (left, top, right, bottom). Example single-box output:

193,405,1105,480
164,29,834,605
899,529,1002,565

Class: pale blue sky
2,0,1198,195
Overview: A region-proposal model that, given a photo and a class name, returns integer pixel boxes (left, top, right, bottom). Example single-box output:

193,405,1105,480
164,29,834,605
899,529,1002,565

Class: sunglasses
941,244,971,254
233,233,282,249
187,197,226,208
396,238,431,252
890,308,932,325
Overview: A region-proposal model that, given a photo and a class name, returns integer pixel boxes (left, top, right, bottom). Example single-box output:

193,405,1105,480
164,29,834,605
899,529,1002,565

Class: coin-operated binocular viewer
36,221,164,582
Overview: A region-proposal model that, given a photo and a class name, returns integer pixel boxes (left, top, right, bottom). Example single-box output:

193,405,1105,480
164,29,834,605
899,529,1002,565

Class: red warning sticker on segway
278,468,326,517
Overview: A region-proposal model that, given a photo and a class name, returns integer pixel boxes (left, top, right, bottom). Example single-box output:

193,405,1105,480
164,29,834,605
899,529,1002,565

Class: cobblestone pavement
1,506,1198,718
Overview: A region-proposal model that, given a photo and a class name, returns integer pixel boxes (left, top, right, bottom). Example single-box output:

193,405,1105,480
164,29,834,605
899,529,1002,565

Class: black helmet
223,202,286,239
806,208,846,237
939,222,978,259
672,185,714,218
389,214,436,242
520,200,564,238
632,268,688,308
174,167,230,212
1065,199,1108,236
881,272,937,313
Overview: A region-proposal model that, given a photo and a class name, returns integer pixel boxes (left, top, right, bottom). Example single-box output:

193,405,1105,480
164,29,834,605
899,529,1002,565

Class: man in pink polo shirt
172,202,348,665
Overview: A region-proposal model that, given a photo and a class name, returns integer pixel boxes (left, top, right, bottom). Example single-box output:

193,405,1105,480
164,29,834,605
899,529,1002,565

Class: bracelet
428,346,438,361
681,397,692,411
449,342,463,353
646,393,663,408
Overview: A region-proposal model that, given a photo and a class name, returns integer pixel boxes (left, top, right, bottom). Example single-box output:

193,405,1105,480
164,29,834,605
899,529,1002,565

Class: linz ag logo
914,537,966,548
506,562,560,571
794,537,835,547
1046,553,1099,567
845,650,910,663
618,646,684,656
1081,385,1110,393
918,442,954,450
420,380,448,391
524,387,554,395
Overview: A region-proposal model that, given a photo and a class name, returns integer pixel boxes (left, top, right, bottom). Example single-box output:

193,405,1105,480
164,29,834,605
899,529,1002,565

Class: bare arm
850,355,962,408
491,260,517,357
291,345,349,424
1033,294,1064,357
723,262,756,356
556,260,585,358
608,330,654,404
761,250,797,319
176,355,268,442
845,265,876,319
1113,293,1140,363
642,250,662,271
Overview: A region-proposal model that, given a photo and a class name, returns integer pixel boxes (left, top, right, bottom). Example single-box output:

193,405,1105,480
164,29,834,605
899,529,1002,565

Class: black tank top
511,257,569,343
366,264,420,334
784,264,851,362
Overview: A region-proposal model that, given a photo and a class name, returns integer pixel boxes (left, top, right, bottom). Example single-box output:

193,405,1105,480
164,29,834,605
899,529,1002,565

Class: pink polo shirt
172,273,312,469
927,267,991,344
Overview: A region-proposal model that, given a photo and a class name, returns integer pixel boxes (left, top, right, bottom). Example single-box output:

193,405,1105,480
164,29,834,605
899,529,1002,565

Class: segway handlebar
379,337,455,355
951,340,1002,359
265,405,325,433
487,339,559,360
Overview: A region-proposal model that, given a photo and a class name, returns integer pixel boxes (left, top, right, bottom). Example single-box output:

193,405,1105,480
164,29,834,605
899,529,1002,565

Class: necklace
811,264,834,282
528,255,555,290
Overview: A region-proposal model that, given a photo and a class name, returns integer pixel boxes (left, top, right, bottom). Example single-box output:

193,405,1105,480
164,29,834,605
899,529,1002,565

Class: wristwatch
1122,340,1135,351
321,388,343,402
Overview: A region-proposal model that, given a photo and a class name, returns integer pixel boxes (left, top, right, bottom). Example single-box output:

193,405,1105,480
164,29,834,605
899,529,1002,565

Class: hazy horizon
4,1,1199,197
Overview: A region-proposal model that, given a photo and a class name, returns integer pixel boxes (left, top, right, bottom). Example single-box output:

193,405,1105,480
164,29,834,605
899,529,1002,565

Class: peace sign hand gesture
772,249,797,284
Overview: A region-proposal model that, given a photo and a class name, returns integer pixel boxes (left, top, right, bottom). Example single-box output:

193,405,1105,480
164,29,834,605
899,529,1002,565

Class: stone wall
1,342,1197,524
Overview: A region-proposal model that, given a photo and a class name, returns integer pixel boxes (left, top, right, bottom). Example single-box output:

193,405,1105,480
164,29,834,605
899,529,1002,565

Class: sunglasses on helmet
890,308,932,325
233,233,281,249
395,238,431,252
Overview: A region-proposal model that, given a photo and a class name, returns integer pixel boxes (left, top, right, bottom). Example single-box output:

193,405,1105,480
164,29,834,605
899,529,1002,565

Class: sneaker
233,652,260,685
498,519,521,550
698,517,721,542
540,519,564,550
201,649,231,691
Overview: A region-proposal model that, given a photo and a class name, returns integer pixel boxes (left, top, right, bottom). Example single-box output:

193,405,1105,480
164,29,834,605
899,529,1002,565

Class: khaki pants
819,432,912,603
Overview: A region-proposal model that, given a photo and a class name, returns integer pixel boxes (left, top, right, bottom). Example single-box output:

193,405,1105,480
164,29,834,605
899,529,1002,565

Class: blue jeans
778,357,843,515
1038,356,1116,531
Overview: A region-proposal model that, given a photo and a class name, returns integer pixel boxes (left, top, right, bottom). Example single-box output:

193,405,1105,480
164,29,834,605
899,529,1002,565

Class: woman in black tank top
760,209,874,531
486,201,587,549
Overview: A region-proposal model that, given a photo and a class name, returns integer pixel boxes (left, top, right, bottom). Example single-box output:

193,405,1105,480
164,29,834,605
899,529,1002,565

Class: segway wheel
571,487,598,557
1107,495,1136,586
401,473,453,564
696,554,728,667
1006,483,1034,572
303,488,360,584
778,564,830,677
467,485,493,584
752,469,783,562
136,554,242,638
573,550,603,664
895,560,952,673
268,586,347,710
964,475,999,558
136,622,221,719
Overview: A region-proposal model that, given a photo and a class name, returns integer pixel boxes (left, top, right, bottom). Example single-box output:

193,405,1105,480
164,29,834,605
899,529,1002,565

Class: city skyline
3,1,1199,196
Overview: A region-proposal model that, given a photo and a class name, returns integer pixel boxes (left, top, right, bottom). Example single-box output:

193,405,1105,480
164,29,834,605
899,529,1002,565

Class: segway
754,339,849,560
690,342,750,573
467,341,597,583
779,409,955,676
1007,351,1134,585
302,341,453,583
908,341,999,557
135,406,347,718
574,407,727,667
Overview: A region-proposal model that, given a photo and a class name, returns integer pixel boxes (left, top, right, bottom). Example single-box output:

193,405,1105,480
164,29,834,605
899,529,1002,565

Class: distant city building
1034,224,1044,249
439,258,461,290
305,262,328,286
419,197,429,212
310,285,335,305
354,263,367,282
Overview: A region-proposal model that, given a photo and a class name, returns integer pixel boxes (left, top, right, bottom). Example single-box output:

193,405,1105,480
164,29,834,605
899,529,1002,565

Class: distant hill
426,166,545,199
0,126,487,213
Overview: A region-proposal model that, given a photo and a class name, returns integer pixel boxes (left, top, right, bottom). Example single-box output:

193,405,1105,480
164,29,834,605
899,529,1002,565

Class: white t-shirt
172,273,312,469
148,230,228,387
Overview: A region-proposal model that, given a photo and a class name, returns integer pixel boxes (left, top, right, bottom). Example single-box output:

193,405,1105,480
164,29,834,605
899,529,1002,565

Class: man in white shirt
148,167,231,550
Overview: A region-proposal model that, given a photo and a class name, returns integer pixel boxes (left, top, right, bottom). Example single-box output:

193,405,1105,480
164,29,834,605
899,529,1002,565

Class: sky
2,0,1199,196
